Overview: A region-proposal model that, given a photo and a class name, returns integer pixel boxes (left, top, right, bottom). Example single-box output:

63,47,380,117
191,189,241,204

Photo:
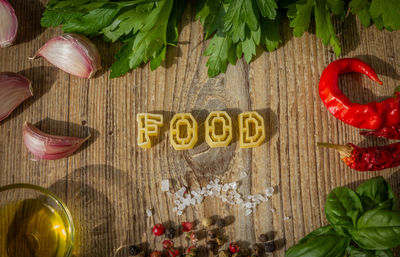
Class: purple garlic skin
23,122,90,160
0,0,18,48
32,33,102,78
0,72,32,122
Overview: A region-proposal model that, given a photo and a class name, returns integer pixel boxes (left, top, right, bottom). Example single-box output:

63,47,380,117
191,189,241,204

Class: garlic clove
0,72,32,122
23,122,90,160
0,0,17,48
32,33,102,78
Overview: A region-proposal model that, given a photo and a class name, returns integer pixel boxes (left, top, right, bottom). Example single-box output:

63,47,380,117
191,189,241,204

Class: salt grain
265,187,275,197
239,171,248,178
161,179,170,192
146,209,153,217
167,177,276,217
284,216,291,221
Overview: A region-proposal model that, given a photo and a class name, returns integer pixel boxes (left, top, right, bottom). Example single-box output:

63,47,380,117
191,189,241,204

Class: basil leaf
347,245,375,257
298,225,337,243
285,234,350,257
347,245,394,257
351,209,400,250
376,250,395,257
325,187,363,236
356,176,397,211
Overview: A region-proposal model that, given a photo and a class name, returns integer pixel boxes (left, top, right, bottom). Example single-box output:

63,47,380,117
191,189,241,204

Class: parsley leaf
197,0,280,77
349,0,400,30
285,0,345,56
41,0,400,78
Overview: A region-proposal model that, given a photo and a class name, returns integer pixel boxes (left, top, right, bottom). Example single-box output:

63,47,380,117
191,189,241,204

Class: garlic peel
0,72,32,122
0,0,18,48
32,33,101,78
23,122,90,160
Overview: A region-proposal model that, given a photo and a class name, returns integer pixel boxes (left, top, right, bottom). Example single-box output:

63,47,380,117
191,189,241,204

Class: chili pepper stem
317,142,353,159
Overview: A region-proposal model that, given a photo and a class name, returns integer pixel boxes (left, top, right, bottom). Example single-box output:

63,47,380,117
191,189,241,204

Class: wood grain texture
1,1,400,256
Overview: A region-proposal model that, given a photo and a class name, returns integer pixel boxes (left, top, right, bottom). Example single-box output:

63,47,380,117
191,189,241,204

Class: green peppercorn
218,250,231,257
216,236,224,246
202,217,213,227
216,218,226,228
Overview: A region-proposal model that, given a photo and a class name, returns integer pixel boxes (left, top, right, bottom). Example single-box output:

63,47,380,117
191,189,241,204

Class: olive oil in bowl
0,184,74,257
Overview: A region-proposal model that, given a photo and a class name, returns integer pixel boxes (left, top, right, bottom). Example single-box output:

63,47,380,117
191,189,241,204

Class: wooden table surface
1,1,400,256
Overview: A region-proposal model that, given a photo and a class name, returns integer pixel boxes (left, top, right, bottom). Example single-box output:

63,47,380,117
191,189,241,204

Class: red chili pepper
360,125,400,140
319,58,400,130
318,142,400,171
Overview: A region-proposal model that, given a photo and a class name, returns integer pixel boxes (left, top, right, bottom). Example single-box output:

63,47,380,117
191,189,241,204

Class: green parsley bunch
41,0,400,78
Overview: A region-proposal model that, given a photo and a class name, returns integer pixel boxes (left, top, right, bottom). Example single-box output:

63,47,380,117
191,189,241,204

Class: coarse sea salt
161,179,170,192
146,209,153,217
164,177,278,216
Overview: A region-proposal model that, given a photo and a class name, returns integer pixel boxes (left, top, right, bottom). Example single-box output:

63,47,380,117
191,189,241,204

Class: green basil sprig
285,176,400,257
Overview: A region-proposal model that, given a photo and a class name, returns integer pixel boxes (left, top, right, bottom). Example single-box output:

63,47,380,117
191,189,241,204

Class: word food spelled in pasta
137,111,265,150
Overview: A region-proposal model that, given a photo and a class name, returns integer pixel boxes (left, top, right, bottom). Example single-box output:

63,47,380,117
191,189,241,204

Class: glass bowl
0,184,74,257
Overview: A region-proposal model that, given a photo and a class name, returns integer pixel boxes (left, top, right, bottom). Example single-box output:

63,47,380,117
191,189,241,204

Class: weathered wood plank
0,1,400,256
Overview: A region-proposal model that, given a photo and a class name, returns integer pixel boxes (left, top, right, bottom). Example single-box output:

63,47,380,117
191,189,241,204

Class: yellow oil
0,199,69,257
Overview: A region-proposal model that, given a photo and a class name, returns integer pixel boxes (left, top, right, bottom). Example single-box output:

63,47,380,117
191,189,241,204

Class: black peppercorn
258,234,267,242
208,230,217,239
206,240,217,251
165,227,176,239
128,245,141,256
216,218,226,228
264,242,276,253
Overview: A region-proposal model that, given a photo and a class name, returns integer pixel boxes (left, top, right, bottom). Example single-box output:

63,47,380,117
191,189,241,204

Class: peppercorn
137,252,146,257
165,227,175,239
186,246,198,257
218,250,231,257
128,245,141,256
206,240,217,251
163,239,174,249
216,218,226,228
252,244,260,255
202,217,213,227
264,242,276,253
216,236,224,246
229,243,240,254
208,230,217,239
239,248,251,256
150,251,162,257
182,221,193,232
168,249,180,257
152,224,165,236
258,234,267,242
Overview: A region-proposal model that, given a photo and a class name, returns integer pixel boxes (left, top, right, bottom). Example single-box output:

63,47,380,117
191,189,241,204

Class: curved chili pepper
319,58,400,130
360,125,400,140
318,142,400,171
